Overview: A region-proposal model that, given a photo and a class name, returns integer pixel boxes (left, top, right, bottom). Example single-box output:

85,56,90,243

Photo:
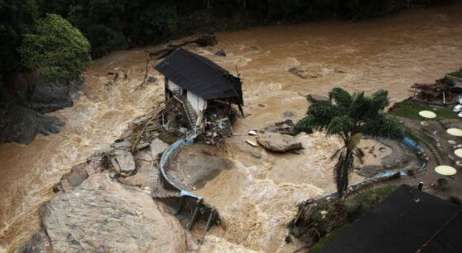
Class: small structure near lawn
410,69,462,105
155,48,244,144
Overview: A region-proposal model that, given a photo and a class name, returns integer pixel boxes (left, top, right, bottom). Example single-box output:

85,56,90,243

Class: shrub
19,14,90,83
85,24,128,57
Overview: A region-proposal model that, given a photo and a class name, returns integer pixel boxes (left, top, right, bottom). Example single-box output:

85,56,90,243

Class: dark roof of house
154,48,243,105
320,185,462,253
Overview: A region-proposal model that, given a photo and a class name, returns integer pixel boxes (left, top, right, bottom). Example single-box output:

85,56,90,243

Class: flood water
1,3,462,252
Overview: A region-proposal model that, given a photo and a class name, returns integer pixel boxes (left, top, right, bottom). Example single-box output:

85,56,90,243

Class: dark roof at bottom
320,185,462,253
155,48,243,105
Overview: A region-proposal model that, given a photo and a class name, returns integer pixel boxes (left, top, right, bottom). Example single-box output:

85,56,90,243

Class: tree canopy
19,14,90,82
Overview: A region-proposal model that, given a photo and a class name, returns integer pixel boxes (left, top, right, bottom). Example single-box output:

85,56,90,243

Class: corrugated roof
154,48,243,105
319,185,462,253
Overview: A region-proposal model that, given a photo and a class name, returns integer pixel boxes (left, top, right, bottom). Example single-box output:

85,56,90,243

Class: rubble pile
411,71,462,105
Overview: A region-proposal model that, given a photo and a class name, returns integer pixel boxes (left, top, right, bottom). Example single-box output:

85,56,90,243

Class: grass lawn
389,99,458,120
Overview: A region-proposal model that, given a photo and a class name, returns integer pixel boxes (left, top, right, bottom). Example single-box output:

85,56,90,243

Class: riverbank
2,2,462,251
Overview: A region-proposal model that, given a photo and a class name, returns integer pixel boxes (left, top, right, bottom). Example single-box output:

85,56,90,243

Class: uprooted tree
295,88,403,197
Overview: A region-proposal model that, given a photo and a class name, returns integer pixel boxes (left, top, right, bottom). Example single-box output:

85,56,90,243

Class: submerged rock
39,173,187,253
215,49,227,57
257,132,303,153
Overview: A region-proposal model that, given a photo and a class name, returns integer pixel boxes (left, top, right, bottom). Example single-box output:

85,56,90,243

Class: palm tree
295,88,403,197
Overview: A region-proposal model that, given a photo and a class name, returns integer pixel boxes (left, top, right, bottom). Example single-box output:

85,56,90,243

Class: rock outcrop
29,173,187,253
0,75,82,144
257,132,303,153
0,103,64,144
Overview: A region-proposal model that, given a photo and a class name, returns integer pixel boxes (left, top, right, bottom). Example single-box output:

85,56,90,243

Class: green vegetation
19,14,90,82
344,185,397,220
295,88,402,196
448,69,462,79
311,224,351,253
389,99,458,120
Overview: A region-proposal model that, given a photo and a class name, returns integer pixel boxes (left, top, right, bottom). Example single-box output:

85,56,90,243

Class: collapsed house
155,48,244,144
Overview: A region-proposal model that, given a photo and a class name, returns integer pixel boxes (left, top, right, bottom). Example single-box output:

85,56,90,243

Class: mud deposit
2,3,462,252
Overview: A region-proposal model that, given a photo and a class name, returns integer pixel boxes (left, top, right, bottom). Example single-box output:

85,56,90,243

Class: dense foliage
295,88,403,196
19,14,90,82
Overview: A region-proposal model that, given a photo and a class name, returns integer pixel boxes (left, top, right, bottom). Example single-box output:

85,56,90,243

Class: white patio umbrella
447,128,462,137
419,110,437,119
434,165,457,176
455,149,462,159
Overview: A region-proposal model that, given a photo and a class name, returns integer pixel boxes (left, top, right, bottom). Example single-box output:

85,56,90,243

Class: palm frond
294,115,317,134
329,87,352,108
361,115,403,139
327,115,354,138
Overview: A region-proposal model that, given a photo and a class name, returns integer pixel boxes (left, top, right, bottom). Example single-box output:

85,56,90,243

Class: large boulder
40,173,187,253
0,104,64,144
28,79,83,113
0,74,77,144
257,132,303,153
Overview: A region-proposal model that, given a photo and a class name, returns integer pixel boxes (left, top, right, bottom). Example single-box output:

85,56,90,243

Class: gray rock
118,150,157,190
257,132,303,153
215,49,226,57
146,75,157,83
151,138,170,159
111,140,132,150
111,150,136,175
19,230,52,253
40,173,187,253
0,104,64,144
56,156,105,192
0,74,79,144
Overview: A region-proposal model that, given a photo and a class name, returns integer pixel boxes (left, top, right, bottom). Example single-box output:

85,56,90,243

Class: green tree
19,14,90,82
295,88,403,197
0,0,40,76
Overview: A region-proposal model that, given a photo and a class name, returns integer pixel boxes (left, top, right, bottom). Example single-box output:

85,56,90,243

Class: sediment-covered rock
118,150,157,190
40,173,187,253
257,132,303,153
111,149,136,175
55,156,106,192
151,138,169,159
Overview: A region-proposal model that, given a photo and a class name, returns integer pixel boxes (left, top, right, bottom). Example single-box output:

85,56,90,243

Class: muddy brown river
1,3,462,252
